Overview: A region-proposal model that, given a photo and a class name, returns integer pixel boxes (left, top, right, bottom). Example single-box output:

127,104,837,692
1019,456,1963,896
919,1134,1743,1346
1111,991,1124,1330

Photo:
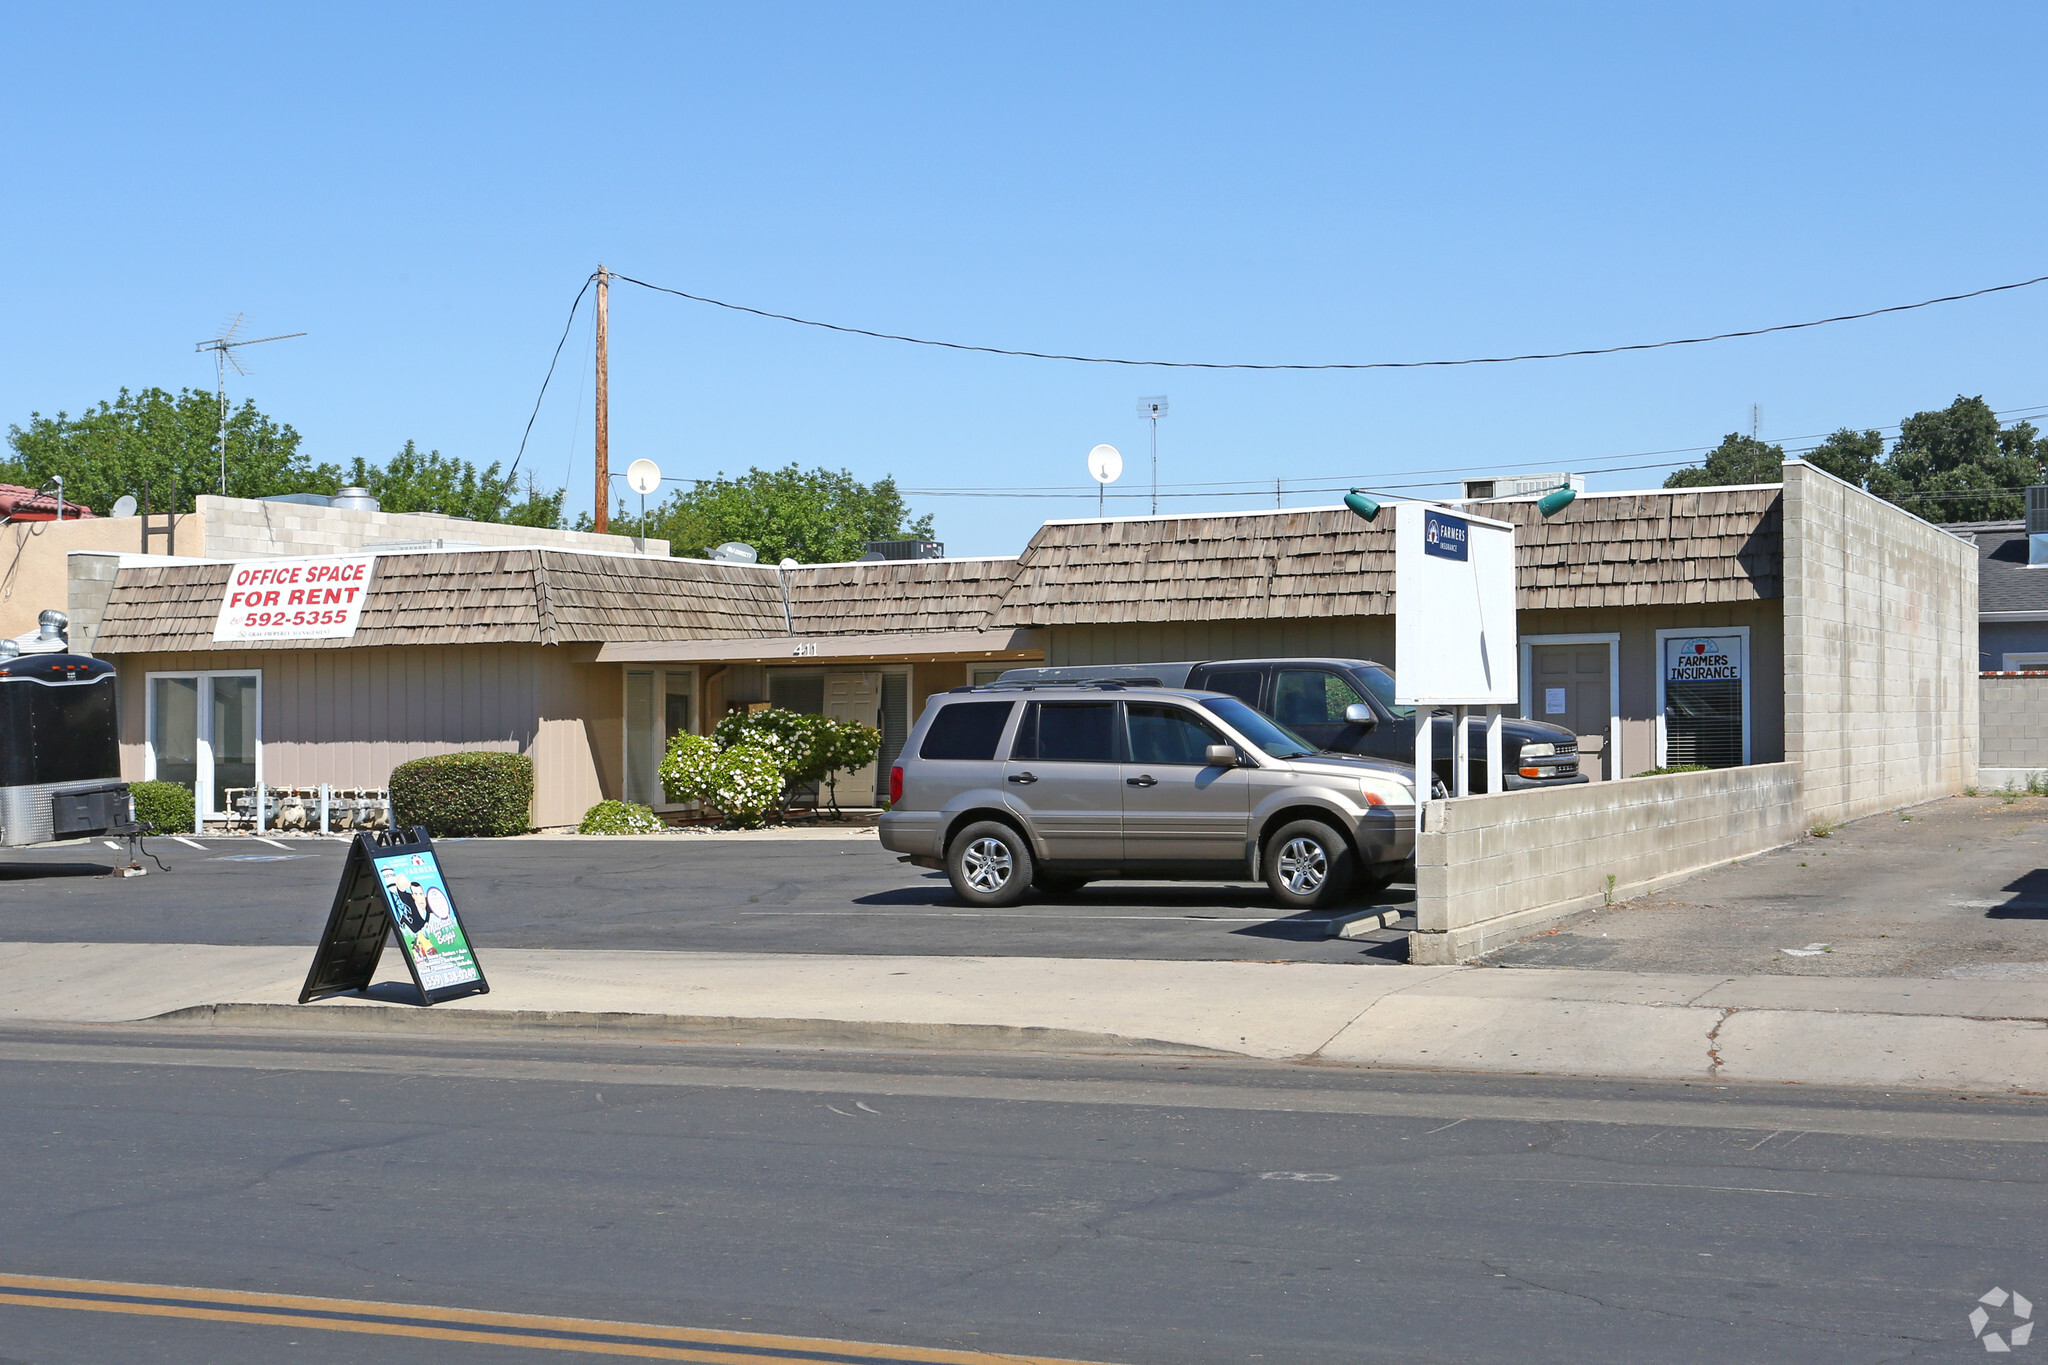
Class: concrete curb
145,1002,1229,1057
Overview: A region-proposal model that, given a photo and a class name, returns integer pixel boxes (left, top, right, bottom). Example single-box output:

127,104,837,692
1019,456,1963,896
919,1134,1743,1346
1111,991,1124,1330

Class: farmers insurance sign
212,555,376,643
1666,636,1743,681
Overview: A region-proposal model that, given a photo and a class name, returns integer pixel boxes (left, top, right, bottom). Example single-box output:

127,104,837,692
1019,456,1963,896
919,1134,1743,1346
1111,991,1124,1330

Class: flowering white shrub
660,732,720,805
577,800,664,835
711,745,784,827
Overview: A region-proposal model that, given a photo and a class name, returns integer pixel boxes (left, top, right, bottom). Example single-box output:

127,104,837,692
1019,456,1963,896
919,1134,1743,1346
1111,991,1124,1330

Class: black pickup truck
997,657,1588,794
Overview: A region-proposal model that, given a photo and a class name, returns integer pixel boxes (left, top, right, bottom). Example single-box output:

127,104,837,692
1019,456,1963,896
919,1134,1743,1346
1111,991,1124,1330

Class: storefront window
625,670,656,806
146,670,259,822
1661,633,1747,768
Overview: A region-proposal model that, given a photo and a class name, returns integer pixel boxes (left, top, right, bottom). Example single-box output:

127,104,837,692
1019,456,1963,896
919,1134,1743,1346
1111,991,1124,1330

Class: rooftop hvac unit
862,539,945,561
1461,473,1584,501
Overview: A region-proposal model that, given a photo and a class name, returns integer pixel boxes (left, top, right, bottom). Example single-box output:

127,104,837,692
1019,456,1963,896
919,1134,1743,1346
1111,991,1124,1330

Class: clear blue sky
5,4,2045,555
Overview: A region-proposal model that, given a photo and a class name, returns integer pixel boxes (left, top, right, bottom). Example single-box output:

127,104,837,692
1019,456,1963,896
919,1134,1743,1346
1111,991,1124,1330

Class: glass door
625,670,657,806
147,671,261,824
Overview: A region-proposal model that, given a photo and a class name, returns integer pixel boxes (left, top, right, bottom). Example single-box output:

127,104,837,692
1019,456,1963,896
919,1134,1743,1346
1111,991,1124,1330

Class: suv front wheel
1264,819,1355,911
946,820,1035,908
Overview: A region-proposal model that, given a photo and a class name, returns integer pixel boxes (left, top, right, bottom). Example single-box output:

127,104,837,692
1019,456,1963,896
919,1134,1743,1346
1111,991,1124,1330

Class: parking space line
738,910,1303,923
101,840,120,850
253,837,292,850
170,837,206,850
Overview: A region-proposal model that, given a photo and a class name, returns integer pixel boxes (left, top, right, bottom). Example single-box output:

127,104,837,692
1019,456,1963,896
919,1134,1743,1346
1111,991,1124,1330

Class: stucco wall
6,515,200,640
1781,463,1979,823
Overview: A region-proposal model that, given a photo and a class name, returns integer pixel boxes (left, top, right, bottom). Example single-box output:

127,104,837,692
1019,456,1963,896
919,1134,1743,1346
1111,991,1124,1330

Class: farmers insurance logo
1971,1287,2033,1352
1422,509,1470,561
1668,637,1741,681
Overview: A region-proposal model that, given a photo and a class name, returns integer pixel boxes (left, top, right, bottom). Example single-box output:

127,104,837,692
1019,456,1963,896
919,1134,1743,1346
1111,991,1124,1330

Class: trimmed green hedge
390,751,534,838
130,780,195,834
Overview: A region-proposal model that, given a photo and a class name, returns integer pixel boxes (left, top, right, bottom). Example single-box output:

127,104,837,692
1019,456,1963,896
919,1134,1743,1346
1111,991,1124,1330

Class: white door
147,671,260,826
824,671,881,805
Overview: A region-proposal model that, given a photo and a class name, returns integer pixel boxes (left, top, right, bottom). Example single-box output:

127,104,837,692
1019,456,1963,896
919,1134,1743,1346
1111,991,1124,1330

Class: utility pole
594,265,611,534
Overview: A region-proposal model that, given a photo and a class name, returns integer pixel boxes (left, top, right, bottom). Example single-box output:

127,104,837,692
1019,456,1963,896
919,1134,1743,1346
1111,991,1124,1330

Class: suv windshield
1352,664,1414,718
1198,696,1319,759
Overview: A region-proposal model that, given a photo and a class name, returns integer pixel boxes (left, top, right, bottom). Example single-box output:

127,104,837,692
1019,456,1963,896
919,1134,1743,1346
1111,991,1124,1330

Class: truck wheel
1264,819,1356,911
946,820,1034,908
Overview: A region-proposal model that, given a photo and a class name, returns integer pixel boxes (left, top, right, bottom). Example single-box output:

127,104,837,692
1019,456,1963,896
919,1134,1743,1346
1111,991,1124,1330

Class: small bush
131,780,194,834
389,751,533,838
711,745,784,827
578,800,664,835
2030,771,2048,797
1630,764,1710,778
818,718,882,810
1808,820,1836,838
659,732,721,805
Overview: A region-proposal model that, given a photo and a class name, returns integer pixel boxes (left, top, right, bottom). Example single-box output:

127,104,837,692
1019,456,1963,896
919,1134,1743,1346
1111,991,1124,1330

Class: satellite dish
711,541,758,563
109,495,138,519
1087,444,1123,484
625,458,661,496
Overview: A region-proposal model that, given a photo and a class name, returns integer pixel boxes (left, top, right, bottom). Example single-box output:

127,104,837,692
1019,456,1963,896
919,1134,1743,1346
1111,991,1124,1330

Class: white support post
1453,705,1472,798
1414,710,1434,802
254,783,265,834
319,783,331,836
1485,706,1504,795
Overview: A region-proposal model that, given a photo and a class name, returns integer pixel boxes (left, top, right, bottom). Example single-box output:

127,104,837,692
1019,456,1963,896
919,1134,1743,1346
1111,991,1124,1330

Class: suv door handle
1007,772,1037,785
1126,774,1157,787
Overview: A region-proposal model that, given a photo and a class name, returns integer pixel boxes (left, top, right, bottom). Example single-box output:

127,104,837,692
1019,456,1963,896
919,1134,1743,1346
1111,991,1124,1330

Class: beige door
825,671,881,805
1531,645,1612,780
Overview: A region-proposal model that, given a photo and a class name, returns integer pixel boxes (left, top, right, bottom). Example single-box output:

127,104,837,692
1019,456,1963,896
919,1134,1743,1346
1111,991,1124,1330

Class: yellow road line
0,1274,1119,1365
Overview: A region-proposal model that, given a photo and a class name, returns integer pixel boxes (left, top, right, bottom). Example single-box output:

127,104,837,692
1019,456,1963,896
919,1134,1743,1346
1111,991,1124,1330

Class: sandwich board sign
299,827,488,1006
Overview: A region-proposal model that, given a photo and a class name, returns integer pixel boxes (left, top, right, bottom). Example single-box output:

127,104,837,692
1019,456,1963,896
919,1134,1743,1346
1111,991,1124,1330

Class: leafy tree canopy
1662,395,2044,524
343,441,564,528
1663,434,1785,489
3,386,568,528
3,386,328,512
641,463,935,563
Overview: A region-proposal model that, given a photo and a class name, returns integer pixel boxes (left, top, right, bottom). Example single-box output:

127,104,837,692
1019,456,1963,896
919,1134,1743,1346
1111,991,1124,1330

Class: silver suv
880,683,1418,911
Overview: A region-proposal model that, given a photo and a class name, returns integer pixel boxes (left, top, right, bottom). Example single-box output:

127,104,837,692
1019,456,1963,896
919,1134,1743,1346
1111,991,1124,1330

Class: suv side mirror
1204,744,1243,768
1343,702,1378,731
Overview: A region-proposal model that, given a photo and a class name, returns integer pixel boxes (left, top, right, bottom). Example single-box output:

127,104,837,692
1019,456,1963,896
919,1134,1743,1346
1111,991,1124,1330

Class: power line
609,269,2048,372
510,273,595,481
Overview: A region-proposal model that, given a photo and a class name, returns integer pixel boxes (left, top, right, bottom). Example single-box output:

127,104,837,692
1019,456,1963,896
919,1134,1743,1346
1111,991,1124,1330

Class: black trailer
0,651,132,847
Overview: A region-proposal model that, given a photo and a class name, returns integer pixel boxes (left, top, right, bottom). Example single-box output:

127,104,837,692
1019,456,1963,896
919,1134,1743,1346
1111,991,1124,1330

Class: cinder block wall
1781,462,1978,823
1409,763,1803,964
1980,674,2048,769
196,497,667,559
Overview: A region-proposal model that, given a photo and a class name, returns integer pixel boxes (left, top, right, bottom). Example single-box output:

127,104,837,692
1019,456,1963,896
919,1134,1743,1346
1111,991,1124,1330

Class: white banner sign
213,555,377,643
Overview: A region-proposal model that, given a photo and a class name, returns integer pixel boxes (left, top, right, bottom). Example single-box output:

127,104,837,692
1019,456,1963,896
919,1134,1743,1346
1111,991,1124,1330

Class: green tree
645,464,935,563
4,386,333,512
1663,434,1786,489
1804,428,1886,489
1868,395,2043,523
345,441,513,521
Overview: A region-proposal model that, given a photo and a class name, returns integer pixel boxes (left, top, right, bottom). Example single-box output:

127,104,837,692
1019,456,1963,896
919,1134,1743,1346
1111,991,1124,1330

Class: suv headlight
1519,742,1556,758
1359,775,1415,808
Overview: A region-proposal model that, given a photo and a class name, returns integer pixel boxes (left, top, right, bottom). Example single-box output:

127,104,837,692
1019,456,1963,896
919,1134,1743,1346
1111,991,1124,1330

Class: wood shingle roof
785,557,1019,635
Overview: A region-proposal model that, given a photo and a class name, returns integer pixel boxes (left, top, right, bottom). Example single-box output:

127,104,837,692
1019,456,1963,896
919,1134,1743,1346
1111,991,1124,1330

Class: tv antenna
1137,396,1168,514
195,315,306,496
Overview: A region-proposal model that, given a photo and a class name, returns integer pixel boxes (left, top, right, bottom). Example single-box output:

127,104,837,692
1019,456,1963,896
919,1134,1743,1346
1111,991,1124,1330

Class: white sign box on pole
1393,502,1517,706
213,554,377,643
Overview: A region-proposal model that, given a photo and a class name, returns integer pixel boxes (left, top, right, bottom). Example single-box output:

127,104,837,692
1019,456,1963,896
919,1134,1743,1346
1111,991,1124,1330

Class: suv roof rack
946,679,1146,694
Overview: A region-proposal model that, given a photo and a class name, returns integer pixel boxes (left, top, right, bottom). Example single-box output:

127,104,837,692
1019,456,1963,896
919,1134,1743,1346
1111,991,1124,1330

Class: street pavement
1,1023,2042,1364
0,830,1410,962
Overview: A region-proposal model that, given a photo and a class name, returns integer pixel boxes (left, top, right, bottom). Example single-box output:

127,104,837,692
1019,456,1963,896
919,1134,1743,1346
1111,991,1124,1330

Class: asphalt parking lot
0,831,1414,963
1485,794,2048,978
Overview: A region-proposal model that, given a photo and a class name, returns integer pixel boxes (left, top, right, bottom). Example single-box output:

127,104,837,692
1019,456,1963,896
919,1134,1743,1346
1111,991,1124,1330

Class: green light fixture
1536,483,1577,518
1343,489,1381,522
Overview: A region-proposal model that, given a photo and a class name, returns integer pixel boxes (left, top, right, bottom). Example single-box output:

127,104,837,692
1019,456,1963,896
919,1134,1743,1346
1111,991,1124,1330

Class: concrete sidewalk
7,941,2046,1095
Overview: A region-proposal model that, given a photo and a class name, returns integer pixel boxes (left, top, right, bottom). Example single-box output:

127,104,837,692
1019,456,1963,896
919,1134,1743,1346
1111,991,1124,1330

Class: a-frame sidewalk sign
299,826,489,1006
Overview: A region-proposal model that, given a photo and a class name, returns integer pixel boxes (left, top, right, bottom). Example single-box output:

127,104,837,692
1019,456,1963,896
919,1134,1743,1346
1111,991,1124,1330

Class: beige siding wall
107,643,610,830
1782,463,1978,822
1049,617,1397,669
